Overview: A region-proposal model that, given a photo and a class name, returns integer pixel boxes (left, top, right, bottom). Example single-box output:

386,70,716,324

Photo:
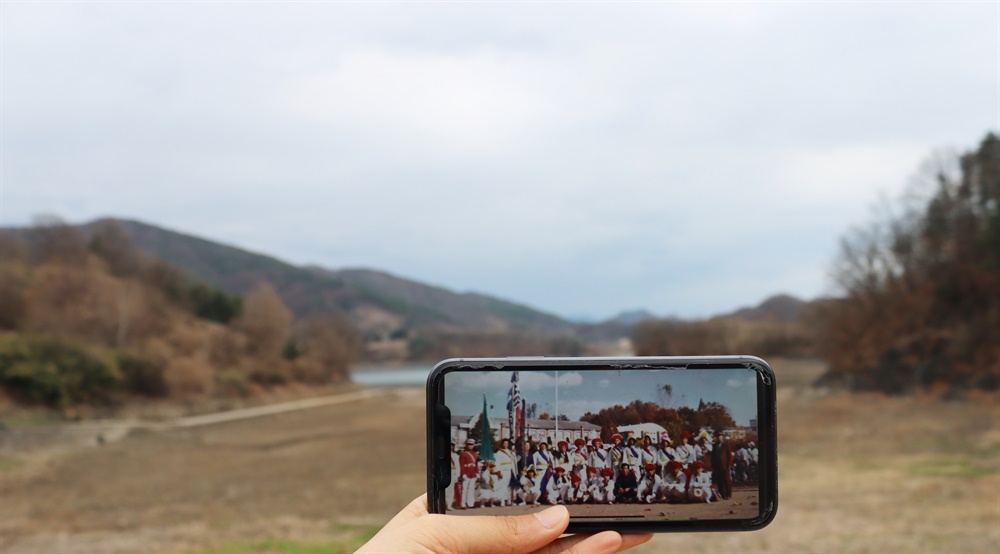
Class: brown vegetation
817,133,1000,393
632,316,817,359
580,399,738,442
0,219,359,410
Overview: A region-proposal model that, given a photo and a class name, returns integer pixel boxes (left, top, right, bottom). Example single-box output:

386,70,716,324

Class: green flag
479,394,495,461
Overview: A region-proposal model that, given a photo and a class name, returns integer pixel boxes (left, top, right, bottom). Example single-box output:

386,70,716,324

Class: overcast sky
2,3,996,320
446,368,758,427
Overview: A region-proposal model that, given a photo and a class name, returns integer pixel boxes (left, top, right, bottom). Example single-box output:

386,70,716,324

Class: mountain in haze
725,293,807,323
62,218,575,337
606,309,657,325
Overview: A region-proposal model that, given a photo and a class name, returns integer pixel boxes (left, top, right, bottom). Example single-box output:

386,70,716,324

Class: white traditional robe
637,472,666,502
663,471,688,502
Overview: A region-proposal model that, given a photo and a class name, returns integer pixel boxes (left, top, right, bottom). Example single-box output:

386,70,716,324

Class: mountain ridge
52,217,576,337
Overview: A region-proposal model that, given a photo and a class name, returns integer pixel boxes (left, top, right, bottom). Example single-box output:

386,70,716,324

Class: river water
349,364,433,387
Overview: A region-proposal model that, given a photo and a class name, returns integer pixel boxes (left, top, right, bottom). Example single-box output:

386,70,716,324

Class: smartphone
426,356,777,533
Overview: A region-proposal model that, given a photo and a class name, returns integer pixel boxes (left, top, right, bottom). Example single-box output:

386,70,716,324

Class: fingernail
534,505,567,529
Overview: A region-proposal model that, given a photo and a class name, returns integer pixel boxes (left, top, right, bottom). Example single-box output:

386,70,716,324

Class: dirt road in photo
455,487,758,520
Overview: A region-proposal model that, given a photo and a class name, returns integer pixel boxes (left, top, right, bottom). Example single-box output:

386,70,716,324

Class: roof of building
450,415,599,431
618,423,667,435
526,419,600,431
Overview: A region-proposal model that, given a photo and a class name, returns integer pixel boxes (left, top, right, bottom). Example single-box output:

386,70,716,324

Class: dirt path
1,359,998,554
0,387,425,554
457,488,758,520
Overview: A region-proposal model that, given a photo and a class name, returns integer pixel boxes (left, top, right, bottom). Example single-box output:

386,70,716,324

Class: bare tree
31,214,88,266
234,282,292,359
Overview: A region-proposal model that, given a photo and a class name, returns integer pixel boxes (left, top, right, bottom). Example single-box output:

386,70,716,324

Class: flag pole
555,370,559,440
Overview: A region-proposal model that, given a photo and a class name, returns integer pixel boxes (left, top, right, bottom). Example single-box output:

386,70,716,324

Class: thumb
411,505,570,554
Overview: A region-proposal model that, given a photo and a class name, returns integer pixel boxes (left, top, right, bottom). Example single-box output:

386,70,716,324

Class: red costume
460,450,479,479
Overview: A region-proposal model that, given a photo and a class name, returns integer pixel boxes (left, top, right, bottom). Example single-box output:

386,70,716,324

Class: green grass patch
908,457,1000,479
0,455,24,472
191,539,336,554
190,526,379,554
0,412,65,426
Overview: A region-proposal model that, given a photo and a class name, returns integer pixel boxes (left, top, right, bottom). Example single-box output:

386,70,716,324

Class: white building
451,416,601,445
617,423,667,440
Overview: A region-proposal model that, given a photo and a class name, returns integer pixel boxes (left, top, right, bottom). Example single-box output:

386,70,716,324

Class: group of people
446,430,759,510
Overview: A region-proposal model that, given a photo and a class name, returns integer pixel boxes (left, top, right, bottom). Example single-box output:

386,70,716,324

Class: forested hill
72,218,573,337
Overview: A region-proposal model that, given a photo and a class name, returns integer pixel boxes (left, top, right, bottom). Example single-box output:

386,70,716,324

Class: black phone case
426,356,777,533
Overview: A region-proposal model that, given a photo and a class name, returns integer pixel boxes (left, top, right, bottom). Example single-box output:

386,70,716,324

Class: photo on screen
442,367,760,521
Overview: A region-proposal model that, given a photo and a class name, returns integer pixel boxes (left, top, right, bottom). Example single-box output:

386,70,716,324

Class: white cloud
278,50,547,153
599,379,610,389
2,2,995,319
556,399,615,420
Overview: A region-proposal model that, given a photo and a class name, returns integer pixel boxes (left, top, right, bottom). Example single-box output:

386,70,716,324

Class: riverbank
0,363,433,430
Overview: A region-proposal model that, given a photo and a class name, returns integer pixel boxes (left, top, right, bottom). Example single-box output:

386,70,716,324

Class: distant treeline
0,219,358,409
581,399,738,444
816,133,1000,392
632,317,817,359
633,132,1000,393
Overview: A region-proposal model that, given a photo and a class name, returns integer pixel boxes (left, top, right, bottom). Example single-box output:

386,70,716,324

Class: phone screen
436,363,767,524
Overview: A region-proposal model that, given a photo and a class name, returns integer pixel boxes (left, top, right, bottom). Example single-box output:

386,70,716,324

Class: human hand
357,495,653,554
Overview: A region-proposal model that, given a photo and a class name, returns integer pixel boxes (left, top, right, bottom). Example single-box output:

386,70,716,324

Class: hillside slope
77,218,572,336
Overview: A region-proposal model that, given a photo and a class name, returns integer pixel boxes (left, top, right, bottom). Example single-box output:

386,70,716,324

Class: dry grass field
1,358,997,553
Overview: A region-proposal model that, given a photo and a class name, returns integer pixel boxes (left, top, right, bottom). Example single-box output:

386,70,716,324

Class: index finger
379,494,430,533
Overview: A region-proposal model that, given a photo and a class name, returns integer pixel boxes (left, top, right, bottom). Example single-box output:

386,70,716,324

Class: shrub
216,369,250,398
164,356,213,397
117,351,168,397
188,283,243,324
0,334,121,407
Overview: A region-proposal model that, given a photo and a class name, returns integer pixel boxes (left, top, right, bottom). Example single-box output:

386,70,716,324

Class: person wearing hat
734,441,751,485
532,441,554,495
548,466,571,504
747,440,759,482
695,432,713,461
583,465,600,493
460,438,480,509
588,437,609,470
639,434,658,470
590,467,616,504
637,462,666,504
518,465,541,505
564,472,588,504
710,430,734,500
570,438,589,482
688,460,717,503
609,434,625,479
479,460,503,507
515,438,535,478
623,436,642,475
494,438,517,506
663,460,688,503
614,463,638,503
446,442,460,510
674,432,697,468
656,434,675,480
554,440,573,477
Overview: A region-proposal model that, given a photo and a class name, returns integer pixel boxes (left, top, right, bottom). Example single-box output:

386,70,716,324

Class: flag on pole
508,372,520,441
479,394,495,462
